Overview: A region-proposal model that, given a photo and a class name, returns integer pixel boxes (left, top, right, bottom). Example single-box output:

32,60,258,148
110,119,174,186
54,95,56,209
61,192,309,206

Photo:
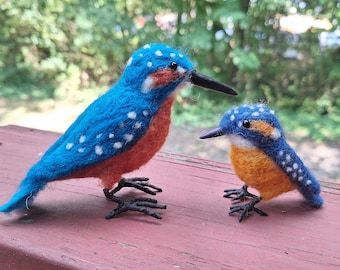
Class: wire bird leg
224,185,257,202
104,177,162,198
228,196,268,223
103,189,166,220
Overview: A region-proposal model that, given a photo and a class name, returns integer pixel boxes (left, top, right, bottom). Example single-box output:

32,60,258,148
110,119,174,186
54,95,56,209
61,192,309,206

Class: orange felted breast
230,144,296,200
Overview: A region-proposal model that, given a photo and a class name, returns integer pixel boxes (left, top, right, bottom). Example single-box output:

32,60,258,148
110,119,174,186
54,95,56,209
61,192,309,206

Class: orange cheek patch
151,69,180,88
250,121,275,137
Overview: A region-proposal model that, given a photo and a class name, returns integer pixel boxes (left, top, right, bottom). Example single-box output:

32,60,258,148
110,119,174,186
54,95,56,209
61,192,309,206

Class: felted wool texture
219,103,323,207
0,43,194,213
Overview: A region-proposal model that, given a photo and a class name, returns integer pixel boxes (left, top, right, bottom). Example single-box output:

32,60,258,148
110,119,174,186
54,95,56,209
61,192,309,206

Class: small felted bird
200,104,323,222
0,43,237,219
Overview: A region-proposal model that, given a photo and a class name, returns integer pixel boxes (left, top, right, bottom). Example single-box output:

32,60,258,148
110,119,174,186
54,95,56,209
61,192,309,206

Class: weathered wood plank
0,125,339,270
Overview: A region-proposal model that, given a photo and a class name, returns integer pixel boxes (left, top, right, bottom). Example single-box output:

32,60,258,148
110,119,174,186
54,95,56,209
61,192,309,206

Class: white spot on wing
293,163,298,169
78,148,85,153
170,53,176,58
179,54,183,58
306,180,312,185
252,112,260,116
113,142,122,149
279,150,284,156
147,61,152,67
96,133,102,139
79,135,86,143
127,111,137,119
286,167,293,172
95,145,103,155
286,154,291,162
109,133,114,139
134,122,142,129
270,110,275,115
230,114,235,121
124,134,134,142
143,110,149,116
298,176,303,181
66,143,74,150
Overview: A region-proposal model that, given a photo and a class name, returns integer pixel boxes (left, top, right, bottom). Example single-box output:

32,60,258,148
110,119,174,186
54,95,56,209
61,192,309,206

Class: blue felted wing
29,88,155,182
269,142,323,207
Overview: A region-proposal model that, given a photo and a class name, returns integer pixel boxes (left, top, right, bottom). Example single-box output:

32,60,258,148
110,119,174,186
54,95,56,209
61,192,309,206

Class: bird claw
106,177,162,196
224,185,257,202
105,197,167,220
229,197,268,223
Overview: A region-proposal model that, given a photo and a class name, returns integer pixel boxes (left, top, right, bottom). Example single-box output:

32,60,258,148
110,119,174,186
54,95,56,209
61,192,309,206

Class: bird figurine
200,103,323,222
0,43,237,220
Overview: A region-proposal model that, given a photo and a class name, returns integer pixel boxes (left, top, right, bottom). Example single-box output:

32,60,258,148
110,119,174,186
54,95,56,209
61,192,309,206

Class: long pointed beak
200,127,225,139
190,71,237,96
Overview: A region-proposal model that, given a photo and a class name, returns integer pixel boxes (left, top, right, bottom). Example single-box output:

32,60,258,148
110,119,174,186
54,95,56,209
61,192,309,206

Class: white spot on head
124,134,134,142
109,133,114,139
227,135,255,149
279,150,284,156
286,154,291,162
78,148,85,153
259,108,265,113
127,111,137,119
270,110,275,115
141,76,153,93
293,163,298,170
139,53,143,57
270,128,281,140
95,145,103,155
134,122,142,129
113,142,122,149
250,106,255,109
170,53,176,58
179,54,183,58
306,180,312,186
234,109,239,114
143,110,149,116
252,112,260,116
96,133,102,139
286,167,293,172
126,57,132,66
143,44,150,49
66,143,74,150
79,135,86,143
298,176,303,181
147,61,152,67
230,114,235,121
155,50,163,56
238,121,242,128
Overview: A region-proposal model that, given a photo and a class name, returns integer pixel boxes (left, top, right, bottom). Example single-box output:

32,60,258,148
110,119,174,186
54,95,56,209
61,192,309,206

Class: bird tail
0,175,45,213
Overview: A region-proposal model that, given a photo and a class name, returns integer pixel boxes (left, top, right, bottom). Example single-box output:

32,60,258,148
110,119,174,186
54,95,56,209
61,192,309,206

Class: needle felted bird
0,43,237,219
200,104,323,222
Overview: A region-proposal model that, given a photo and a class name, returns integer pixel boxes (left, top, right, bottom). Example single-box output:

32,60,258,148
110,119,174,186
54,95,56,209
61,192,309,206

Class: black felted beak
200,127,225,139
190,71,237,96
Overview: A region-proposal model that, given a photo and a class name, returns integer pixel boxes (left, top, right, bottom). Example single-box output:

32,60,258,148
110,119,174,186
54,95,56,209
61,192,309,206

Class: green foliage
0,0,339,140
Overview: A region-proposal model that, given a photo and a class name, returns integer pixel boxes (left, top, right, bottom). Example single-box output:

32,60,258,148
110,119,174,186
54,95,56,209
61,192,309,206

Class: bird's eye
242,120,251,128
169,62,178,71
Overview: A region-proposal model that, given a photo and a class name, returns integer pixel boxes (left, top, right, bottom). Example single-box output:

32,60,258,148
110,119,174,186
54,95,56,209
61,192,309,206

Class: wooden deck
0,125,339,270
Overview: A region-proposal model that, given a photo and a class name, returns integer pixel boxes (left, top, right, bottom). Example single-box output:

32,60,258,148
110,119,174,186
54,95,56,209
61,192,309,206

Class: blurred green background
0,0,339,179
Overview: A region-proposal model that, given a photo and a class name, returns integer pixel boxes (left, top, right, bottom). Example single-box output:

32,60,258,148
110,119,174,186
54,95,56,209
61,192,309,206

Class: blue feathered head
201,103,285,147
118,43,237,101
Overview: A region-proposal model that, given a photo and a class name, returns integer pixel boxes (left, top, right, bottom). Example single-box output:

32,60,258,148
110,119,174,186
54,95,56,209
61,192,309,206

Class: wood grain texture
0,125,339,270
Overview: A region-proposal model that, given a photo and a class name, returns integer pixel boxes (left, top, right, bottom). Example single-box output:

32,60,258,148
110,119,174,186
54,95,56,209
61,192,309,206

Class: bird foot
104,195,166,220
105,177,162,197
229,197,268,222
224,185,257,202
